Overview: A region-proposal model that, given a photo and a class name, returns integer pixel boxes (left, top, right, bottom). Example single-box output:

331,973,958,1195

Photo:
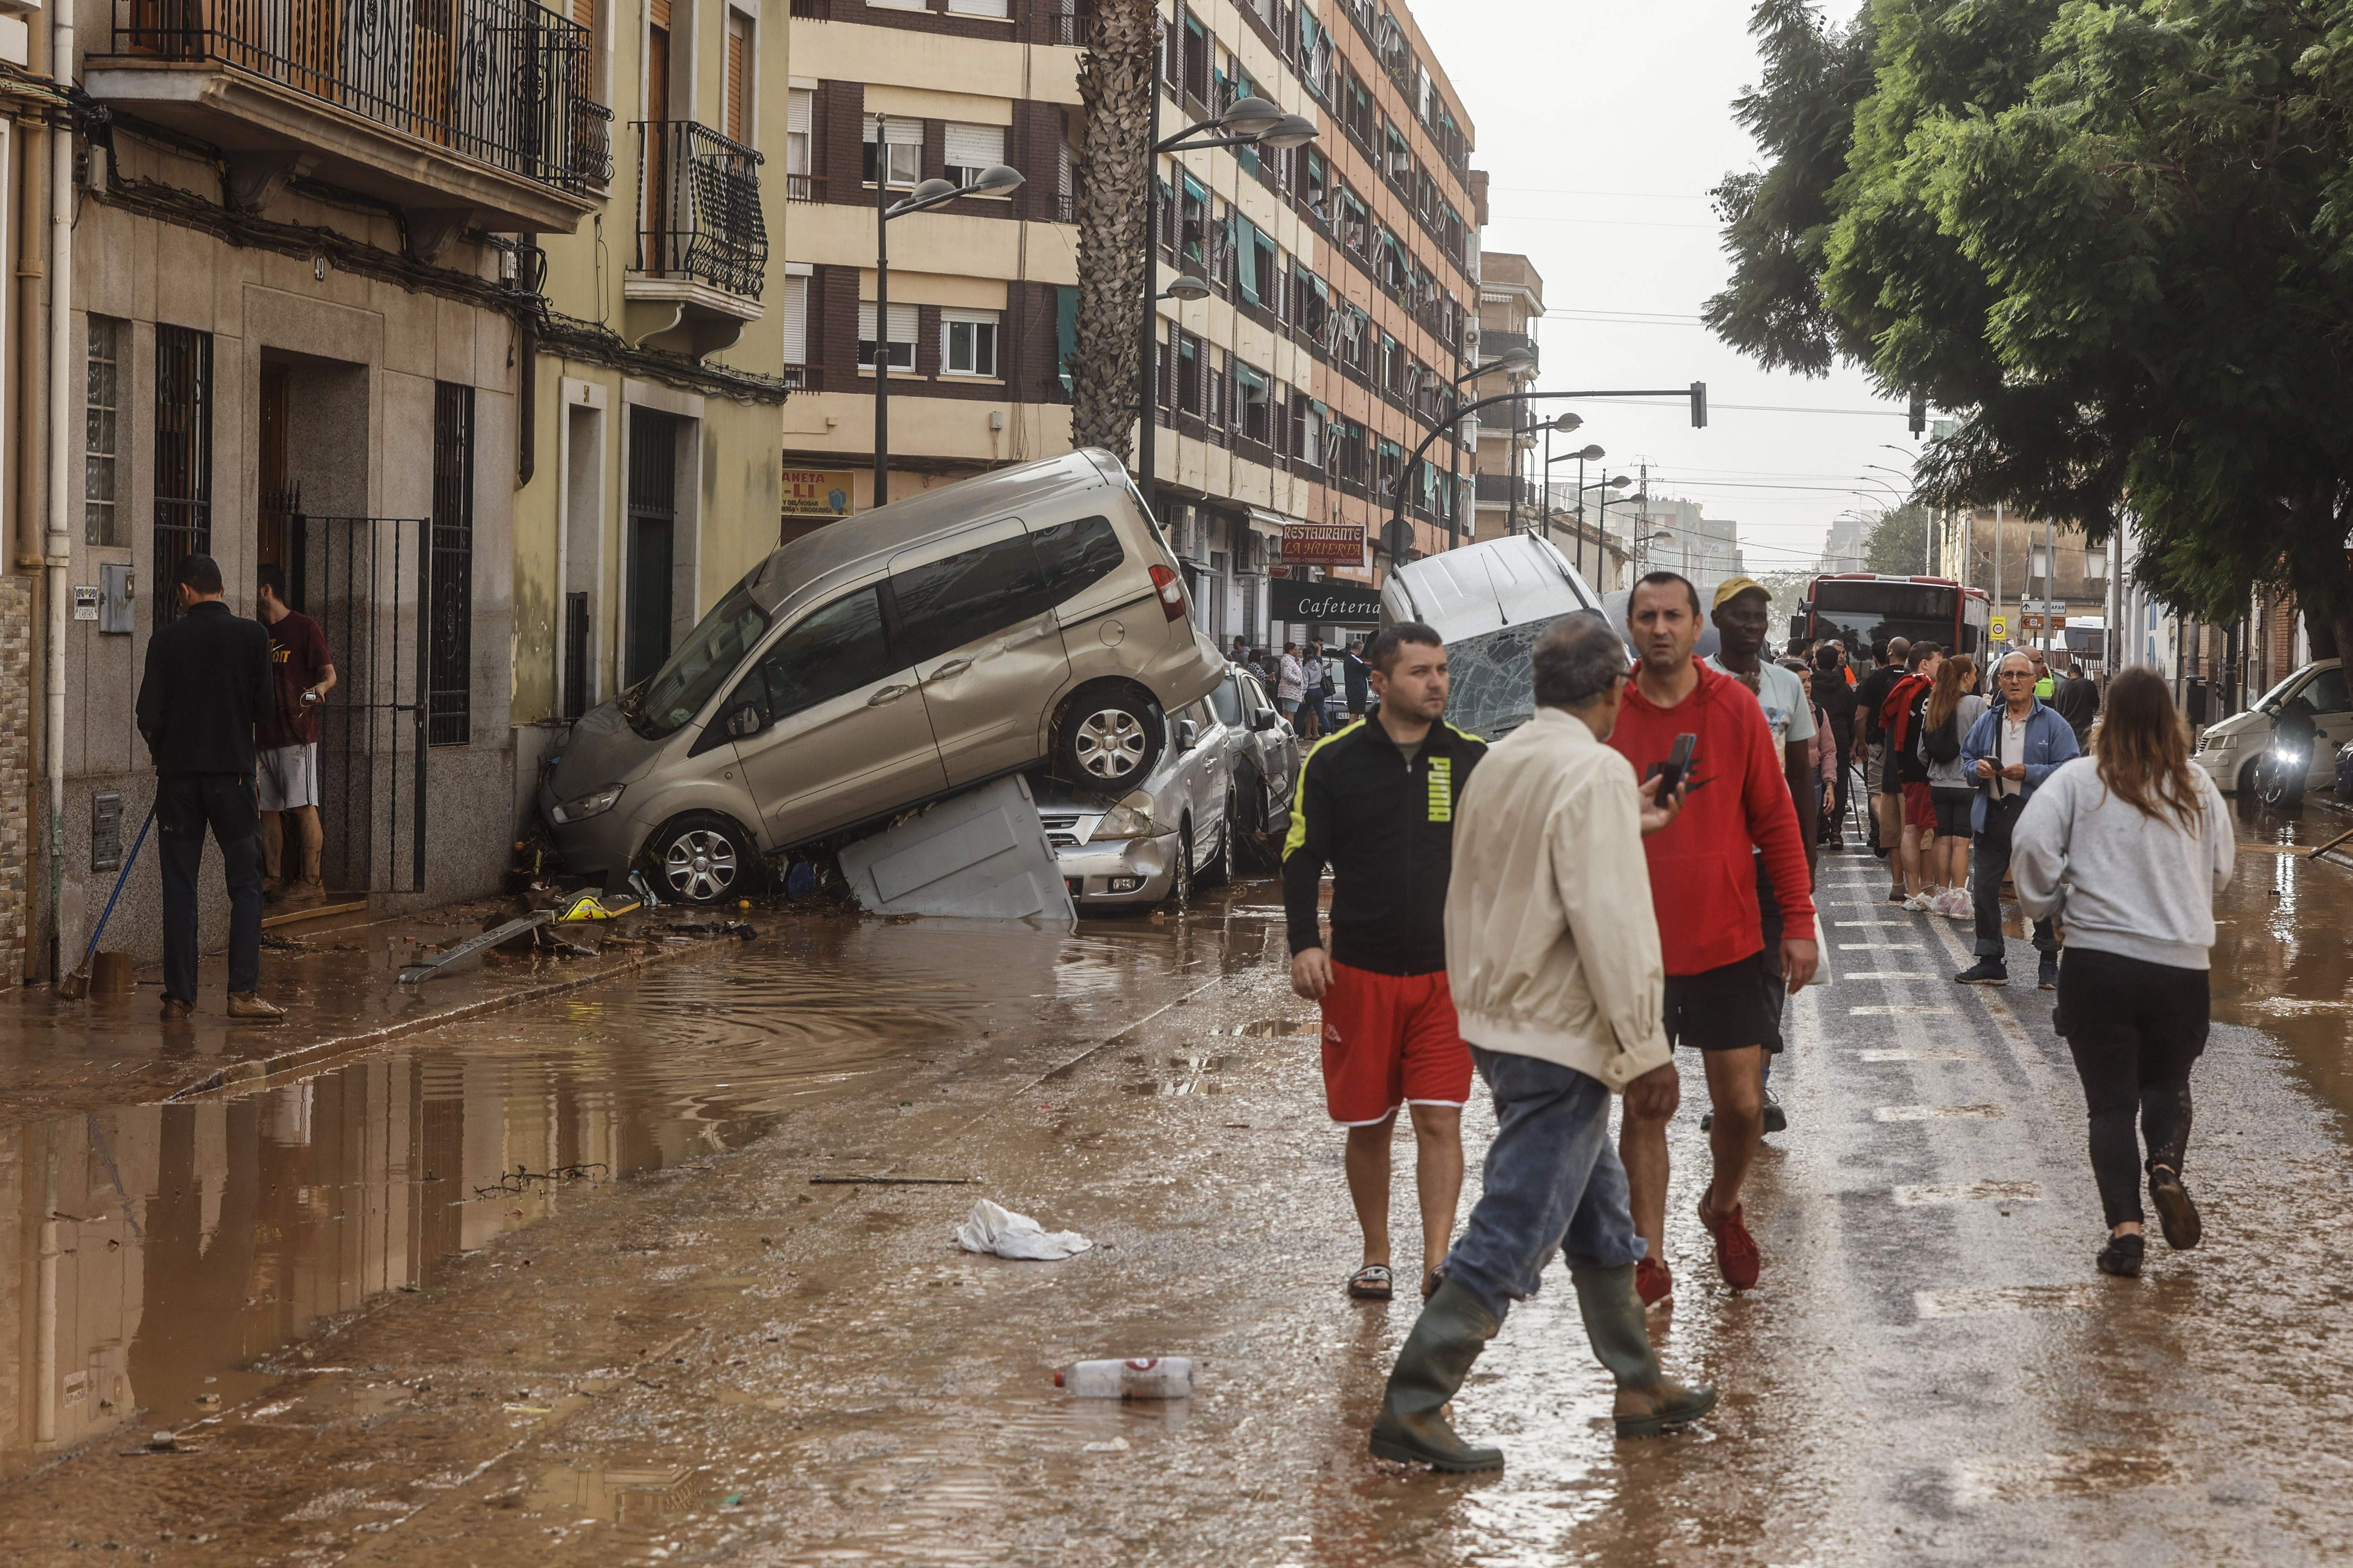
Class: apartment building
1638,495,1742,606
776,0,1089,518
519,0,794,759
1469,250,1540,545
1937,506,2110,653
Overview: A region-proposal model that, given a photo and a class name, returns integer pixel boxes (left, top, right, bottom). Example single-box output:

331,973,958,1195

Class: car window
2295,668,2349,715
1028,515,1123,604
889,531,1051,667
629,585,771,740
738,588,897,725
1206,674,1243,726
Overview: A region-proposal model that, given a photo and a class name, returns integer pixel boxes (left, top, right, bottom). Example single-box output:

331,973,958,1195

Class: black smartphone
1648,732,1698,797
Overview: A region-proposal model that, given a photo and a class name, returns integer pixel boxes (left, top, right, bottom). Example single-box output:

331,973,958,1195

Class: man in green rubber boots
1369,614,1718,1470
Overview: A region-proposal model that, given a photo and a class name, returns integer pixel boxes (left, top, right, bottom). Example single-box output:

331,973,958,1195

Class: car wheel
644,812,756,905
1168,822,1193,911
2238,758,2264,802
1199,800,1233,886
1057,687,1163,787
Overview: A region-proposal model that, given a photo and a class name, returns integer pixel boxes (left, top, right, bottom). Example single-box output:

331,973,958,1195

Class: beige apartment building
779,0,1484,649
1468,249,1539,546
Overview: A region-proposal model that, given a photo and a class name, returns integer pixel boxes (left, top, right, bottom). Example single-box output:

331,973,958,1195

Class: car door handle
926,659,973,681
868,684,914,706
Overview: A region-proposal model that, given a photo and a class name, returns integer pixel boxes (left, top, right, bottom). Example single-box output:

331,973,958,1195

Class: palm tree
1070,0,1155,459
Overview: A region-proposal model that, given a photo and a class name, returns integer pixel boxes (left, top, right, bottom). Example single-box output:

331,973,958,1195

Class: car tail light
1149,563,1187,623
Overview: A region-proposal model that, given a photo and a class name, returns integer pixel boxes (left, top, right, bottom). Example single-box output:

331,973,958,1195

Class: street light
1537,410,1586,546
872,152,1024,506
1160,273,1212,303
1136,85,1320,524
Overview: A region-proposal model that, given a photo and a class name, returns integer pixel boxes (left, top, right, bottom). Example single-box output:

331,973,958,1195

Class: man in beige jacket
1370,614,1717,1471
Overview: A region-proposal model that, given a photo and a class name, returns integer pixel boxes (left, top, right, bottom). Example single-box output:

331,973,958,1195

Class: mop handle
81,807,155,966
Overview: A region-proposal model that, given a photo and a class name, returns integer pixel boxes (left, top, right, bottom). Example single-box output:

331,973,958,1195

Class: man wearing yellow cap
1704,576,1818,1137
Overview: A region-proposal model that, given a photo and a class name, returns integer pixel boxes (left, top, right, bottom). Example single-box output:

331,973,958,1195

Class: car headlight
1092,792,1159,840
550,784,624,824
2201,732,2233,753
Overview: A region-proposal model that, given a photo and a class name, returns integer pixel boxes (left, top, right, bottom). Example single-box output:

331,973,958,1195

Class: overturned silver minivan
1380,534,1615,741
542,450,1227,899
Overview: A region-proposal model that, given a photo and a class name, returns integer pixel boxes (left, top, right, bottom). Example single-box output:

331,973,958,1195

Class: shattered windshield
626,587,772,740
1442,614,1605,741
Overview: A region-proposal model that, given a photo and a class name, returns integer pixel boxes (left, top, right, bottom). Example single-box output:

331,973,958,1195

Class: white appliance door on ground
888,518,1072,787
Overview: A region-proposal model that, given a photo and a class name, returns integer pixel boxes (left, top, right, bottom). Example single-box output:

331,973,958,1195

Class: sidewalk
0,894,753,1132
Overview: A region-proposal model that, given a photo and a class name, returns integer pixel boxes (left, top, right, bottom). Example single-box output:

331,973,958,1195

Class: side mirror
726,704,765,738
1249,709,1276,732
1176,719,1199,751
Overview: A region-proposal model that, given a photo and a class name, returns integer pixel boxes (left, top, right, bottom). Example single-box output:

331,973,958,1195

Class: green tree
1706,0,2353,655
1864,503,1933,575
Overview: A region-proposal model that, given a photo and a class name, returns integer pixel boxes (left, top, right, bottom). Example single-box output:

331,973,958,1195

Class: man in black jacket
135,554,283,1024
2050,655,2101,746
1285,623,1487,1303
1814,644,1858,842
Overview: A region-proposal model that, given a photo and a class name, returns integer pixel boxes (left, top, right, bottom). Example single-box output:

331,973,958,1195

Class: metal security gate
296,515,429,894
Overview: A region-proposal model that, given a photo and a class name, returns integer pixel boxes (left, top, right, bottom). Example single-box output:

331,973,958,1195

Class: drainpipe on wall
15,8,51,983
43,0,74,977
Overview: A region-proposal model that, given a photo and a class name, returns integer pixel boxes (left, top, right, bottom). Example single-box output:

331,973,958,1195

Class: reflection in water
0,912,1210,1475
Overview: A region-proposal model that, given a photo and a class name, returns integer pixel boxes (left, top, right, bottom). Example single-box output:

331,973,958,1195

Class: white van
2192,658,2349,794
1379,535,1615,740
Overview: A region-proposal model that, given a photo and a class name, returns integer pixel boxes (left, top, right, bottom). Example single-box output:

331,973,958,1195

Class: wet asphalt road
5,810,2353,1565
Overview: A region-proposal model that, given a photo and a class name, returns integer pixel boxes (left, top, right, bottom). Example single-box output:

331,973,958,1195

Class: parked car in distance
542,450,1227,901
1206,662,1302,863
1036,697,1237,909
1382,534,1613,742
2191,658,2348,795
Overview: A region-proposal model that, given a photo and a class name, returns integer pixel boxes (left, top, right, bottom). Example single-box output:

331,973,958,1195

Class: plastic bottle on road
1056,1357,1194,1398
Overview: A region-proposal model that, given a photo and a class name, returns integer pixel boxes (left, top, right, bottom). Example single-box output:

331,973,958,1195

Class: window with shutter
787,89,812,175
724,13,750,144
946,0,1009,13
941,310,999,377
943,123,1007,187
857,302,917,371
782,275,808,366
863,117,921,187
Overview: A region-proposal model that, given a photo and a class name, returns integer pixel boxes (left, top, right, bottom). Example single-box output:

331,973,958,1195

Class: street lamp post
1134,93,1317,525
1538,410,1582,547
874,146,1024,507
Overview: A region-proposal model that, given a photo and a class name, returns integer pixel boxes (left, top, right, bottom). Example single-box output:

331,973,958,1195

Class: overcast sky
1417,0,1907,579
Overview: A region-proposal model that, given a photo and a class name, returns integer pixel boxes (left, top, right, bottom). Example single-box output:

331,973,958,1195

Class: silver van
1380,534,1614,740
542,450,1228,899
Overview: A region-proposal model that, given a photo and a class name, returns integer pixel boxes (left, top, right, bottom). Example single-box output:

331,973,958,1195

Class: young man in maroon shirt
255,566,337,904
1608,572,1818,1304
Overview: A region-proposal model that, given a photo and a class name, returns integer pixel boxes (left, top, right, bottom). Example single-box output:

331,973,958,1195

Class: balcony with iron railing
89,0,606,236
626,120,768,359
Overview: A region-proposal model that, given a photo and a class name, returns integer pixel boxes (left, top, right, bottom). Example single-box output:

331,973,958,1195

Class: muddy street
4,815,2353,1565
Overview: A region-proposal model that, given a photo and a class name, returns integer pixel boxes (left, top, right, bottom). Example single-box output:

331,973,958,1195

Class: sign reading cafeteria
1279,523,1365,565
1270,576,1383,627
782,469,857,517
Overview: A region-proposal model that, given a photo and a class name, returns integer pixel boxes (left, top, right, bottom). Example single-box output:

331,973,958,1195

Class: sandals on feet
1347,1263,1394,1301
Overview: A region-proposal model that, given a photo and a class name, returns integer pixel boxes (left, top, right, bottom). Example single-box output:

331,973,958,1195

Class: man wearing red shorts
1285,622,1487,1303
1880,642,1944,907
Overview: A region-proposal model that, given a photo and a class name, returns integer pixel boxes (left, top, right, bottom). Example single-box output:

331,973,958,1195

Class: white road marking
1843,971,1930,980
1860,1048,1977,1061
1914,1284,2103,1319
1894,1179,2041,1205
1840,943,1921,950
1834,920,1911,927
1875,1104,2004,1121
1850,1005,1953,1016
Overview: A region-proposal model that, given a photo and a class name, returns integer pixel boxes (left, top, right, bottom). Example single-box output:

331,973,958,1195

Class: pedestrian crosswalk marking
1913,1284,2102,1319
1893,1179,2039,1204
1843,971,1929,979
1839,943,1920,950
1850,1005,1952,1016
1834,920,1910,927
1861,1048,1976,1060
1874,1103,2003,1120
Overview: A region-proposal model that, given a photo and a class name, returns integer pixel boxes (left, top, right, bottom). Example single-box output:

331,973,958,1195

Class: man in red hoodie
1610,572,1819,1303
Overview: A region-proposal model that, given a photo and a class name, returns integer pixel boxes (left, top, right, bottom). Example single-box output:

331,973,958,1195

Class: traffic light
1908,390,1926,436
1689,381,1707,429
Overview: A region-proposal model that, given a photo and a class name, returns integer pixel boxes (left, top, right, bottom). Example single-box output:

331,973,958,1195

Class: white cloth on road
2010,756,2234,970
954,1198,1093,1260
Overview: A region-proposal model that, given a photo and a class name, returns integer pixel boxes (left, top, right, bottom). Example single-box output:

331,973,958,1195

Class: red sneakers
1699,1194,1762,1290
1635,1255,1673,1309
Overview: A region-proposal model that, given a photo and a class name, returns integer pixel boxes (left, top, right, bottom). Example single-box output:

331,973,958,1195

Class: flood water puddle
0,896,1280,1477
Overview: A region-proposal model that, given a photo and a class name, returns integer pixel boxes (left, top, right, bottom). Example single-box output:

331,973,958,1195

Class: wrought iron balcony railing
112,0,606,195
635,120,767,299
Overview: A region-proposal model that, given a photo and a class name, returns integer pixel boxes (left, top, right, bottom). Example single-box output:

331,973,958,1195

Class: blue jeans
1442,1047,1646,1325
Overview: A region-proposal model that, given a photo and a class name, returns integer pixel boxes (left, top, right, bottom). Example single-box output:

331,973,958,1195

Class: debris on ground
1058,1358,1194,1398
953,1198,1093,1260
837,776,1076,921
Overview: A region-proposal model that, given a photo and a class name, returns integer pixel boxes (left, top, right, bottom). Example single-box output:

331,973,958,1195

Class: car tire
1168,823,1193,911
1056,686,1163,788
2238,758,2262,801
1199,801,1233,886
643,811,758,905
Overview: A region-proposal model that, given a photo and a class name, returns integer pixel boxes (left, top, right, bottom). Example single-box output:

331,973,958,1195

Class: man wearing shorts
1609,573,1818,1305
255,566,336,905
1286,622,1487,1303
1882,642,1943,908
1853,637,1908,898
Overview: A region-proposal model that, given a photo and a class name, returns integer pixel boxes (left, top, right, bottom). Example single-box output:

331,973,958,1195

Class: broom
58,807,154,1001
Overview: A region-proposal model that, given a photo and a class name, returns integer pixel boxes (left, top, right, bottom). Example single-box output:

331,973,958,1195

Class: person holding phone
1607,572,1819,1307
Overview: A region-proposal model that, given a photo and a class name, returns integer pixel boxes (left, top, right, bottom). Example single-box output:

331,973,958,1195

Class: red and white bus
1788,574,1991,665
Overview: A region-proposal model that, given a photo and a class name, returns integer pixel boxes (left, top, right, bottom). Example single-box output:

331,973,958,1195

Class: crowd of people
1281,572,2233,1471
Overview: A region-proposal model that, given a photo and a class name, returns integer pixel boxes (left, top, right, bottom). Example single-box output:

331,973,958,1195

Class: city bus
1789,574,1991,666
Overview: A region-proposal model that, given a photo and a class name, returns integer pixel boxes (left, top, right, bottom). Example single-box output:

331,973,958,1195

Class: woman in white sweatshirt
2012,668,2235,1279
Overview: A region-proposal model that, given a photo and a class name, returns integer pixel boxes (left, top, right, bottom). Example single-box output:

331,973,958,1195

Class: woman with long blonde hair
2011,668,2234,1278
1916,653,1983,915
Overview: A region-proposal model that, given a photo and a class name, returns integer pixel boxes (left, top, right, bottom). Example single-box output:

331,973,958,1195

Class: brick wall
0,576,29,986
